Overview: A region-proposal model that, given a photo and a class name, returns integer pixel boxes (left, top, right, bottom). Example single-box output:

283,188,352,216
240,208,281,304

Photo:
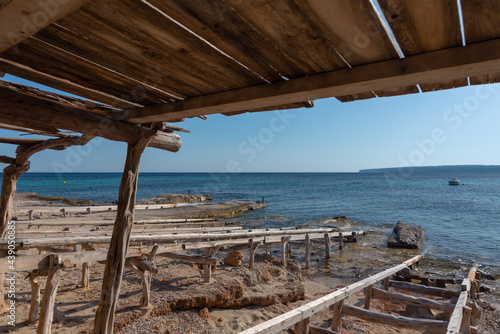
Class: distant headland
359,165,500,173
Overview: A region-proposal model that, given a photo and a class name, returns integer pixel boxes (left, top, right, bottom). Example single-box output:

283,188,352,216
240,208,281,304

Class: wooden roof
1,0,500,127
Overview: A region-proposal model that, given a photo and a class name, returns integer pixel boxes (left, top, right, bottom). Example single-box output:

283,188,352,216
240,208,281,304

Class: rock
225,250,244,266
199,307,210,319
387,221,424,249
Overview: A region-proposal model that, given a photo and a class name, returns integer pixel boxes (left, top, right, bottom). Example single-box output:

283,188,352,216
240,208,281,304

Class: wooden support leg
281,236,287,268
37,254,69,334
305,234,310,269
459,305,472,333
294,317,310,334
28,273,42,325
383,277,390,291
139,271,152,309
331,300,343,332
81,263,90,289
1,163,29,237
93,133,155,334
324,233,331,259
364,285,373,310
0,273,5,312
203,265,212,282
338,232,343,250
249,238,255,270
265,246,271,255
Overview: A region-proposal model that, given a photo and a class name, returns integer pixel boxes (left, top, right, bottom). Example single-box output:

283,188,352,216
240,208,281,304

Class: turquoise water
13,172,500,273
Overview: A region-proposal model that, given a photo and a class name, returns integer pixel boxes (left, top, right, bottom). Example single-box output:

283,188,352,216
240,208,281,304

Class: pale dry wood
239,255,422,334
364,285,373,309
308,324,339,334
0,0,91,52
331,300,343,332
388,280,460,299
125,39,500,123
37,254,71,334
294,317,310,334
81,262,90,289
372,287,455,313
342,304,448,332
139,271,152,309
157,252,219,265
447,290,468,333
459,305,472,333
28,273,42,324
0,164,29,237
93,132,155,334
0,84,181,152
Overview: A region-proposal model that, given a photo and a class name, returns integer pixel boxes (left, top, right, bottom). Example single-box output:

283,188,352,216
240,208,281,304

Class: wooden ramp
239,256,482,334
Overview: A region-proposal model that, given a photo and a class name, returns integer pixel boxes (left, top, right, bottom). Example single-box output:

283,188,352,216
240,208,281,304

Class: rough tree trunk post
93,131,156,334
0,163,30,237
0,250,6,311
81,262,90,289
28,272,42,325
37,254,70,334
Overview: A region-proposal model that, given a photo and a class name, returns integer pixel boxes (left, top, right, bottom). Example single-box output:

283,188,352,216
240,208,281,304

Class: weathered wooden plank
0,84,181,152
239,255,422,334
343,304,448,332
125,39,500,123
68,0,264,91
219,0,346,77
0,57,139,108
1,38,174,106
447,290,469,333
142,0,288,82
0,0,91,52
388,280,461,299
372,287,455,313
309,324,338,334
157,252,219,265
462,0,500,84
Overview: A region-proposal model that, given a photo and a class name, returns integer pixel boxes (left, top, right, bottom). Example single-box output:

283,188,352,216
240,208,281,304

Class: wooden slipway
240,255,482,334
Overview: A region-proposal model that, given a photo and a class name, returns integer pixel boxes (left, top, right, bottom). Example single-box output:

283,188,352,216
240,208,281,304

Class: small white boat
448,178,460,185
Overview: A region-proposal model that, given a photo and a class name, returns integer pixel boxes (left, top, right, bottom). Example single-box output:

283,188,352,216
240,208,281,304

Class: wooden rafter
0,82,181,152
0,123,71,138
0,0,92,53
124,38,500,123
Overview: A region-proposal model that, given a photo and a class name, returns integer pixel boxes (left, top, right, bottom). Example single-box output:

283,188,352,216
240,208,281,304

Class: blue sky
2,74,500,172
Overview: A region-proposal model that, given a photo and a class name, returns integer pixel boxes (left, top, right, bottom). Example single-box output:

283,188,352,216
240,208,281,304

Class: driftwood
93,132,156,334
27,273,42,324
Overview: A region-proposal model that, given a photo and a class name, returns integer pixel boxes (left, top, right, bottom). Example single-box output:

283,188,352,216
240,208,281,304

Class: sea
13,171,500,285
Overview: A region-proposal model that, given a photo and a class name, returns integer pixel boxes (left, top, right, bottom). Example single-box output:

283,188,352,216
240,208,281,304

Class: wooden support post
0,273,4,312
331,300,343,332
29,210,34,220
61,208,66,217
338,232,343,250
305,234,310,269
81,262,90,289
287,242,292,257
281,236,287,268
460,305,472,333
93,132,155,334
364,285,373,310
203,264,212,282
249,238,255,270
468,301,481,326
324,233,331,259
265,246,271,255
37,254,70,334
309,324,339,334
294,317,310,334
27,272,42,325
0,163,29,237
139,271,152,310
86,207,91,214
383,277,390,291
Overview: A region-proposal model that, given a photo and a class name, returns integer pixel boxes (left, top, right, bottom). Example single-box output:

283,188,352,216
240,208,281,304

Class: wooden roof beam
125,38,500,123
0,0,91,53
0,85,181,152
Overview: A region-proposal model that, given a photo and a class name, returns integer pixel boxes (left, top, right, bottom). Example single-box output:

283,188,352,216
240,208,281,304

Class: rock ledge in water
387,221,424,249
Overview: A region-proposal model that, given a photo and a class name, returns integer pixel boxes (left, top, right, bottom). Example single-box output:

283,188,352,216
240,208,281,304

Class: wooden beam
308,324,339,334
125,38,500,123
388,280,461,299
342,304,448,332
371,287,456,313
0,156,16,164
0,0,91,53
157,252,219,265
239,255,422,334
0,85,181,152
93,133,155,334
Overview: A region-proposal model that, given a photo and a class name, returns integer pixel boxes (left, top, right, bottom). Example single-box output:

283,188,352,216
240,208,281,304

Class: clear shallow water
14,172,500,273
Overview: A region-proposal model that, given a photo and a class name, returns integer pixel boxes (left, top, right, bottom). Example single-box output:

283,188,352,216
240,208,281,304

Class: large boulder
387,221,424,249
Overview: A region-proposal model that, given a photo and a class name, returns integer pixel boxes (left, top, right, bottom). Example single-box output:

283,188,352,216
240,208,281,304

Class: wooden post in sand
81,262,91,289
37,254,71,334
249,238,255,269
338,232,343,250
331,300,343,332
364,285,373,310
305,234,310,269
28,272,42,324
93,132,156,334
281,236,288,268
324,233,331,259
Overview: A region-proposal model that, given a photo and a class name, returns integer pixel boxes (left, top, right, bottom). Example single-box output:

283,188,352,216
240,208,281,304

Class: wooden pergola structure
0,1,499,333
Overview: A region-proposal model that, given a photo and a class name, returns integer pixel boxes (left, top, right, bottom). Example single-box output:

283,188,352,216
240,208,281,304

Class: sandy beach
1,193,499,333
